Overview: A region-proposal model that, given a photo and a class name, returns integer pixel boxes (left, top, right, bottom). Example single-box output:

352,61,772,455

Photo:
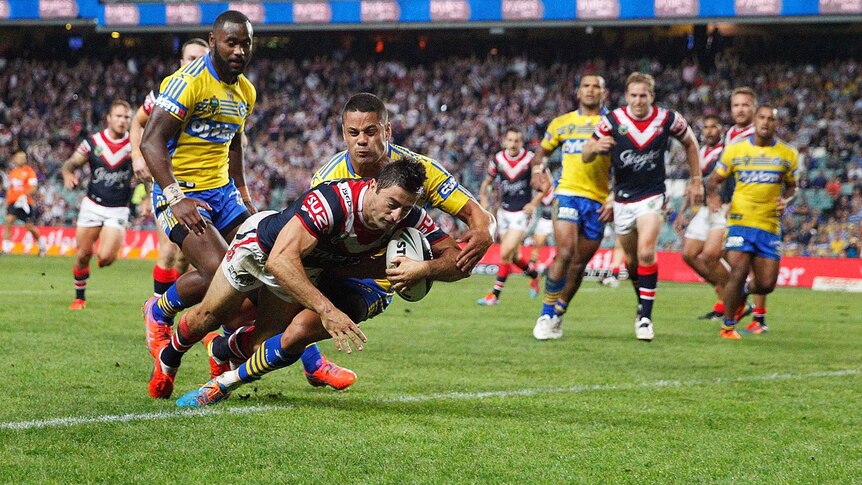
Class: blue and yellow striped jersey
541,109,610,203
715,137,798,234
155,54,256,191
312,143,473,216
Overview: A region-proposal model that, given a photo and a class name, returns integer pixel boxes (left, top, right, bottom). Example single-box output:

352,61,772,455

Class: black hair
213,10,250,32
376,157,426,196
342,93,388,124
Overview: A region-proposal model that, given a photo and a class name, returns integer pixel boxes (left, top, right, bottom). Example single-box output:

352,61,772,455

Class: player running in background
61,100,137,309
705,105,797,339
130,38,209,298
526,173,555,295
600,234,626,288
674,114,731,317
584,72,702,341
174,159,467,407
2,150,45,255
531,74,613,340
476,127,542,305
141,10,261,398
724,87,763,327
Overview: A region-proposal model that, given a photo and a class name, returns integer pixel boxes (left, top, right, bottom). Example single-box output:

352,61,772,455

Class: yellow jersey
715,137,798,234
540,109,610,203
312,143,473,216
155,54,256,191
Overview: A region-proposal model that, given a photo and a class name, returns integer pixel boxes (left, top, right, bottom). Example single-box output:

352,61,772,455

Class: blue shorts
724,226,782,260
153,181,249,240
553,195,604,241
323,277,391,322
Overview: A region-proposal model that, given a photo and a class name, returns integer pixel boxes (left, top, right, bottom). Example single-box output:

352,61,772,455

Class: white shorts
77,196,130,229
683,206,727,241
497,208,530,236
613,194,666,236
533,217,553,237
221,210,321,303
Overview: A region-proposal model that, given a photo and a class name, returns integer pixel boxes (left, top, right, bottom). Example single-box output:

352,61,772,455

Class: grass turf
0,255,860,483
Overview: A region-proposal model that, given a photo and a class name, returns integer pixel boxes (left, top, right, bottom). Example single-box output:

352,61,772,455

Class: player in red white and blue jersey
476,127,542,305
61,100,137,310
173,158,466,407
584,72,702,342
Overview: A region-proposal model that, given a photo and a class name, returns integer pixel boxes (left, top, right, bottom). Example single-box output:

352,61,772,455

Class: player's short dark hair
181,38,208,54
342,93,388,124
703,114,721,124
213,10,251,32
505,127,522,136
376,157,426,197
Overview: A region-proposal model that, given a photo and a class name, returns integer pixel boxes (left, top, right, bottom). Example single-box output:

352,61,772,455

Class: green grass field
0,254,860,483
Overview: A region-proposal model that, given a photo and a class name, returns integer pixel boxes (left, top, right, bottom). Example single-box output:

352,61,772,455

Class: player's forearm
268,256,337,315
456,199,491,233
130,114,145,154
704,174,721,197
531,147,547,168
426,245,466,282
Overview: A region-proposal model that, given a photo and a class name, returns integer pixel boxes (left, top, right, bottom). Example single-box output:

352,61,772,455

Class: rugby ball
386,227,434,302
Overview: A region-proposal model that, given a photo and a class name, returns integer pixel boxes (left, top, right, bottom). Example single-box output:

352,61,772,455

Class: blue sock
722,317,737,330
541,277,565,317
300,343,324,373
153,285,184,324
237,334,302,383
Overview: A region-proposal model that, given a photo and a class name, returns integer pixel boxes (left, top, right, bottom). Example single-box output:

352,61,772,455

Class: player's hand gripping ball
386,227,433,301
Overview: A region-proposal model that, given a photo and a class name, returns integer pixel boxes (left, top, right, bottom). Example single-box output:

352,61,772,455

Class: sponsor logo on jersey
302,191,331,233
438,176,457,199
562,138,587,154
618,125,629,135
737,170,781,184
155,95,187,118
619,149,661,171
185,118,240,143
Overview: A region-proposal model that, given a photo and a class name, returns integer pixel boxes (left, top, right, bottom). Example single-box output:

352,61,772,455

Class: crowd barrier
5,226,861,289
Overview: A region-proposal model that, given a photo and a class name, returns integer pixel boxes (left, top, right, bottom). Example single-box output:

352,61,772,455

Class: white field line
0,405,291,431
1,369,858,431
382,368,862,403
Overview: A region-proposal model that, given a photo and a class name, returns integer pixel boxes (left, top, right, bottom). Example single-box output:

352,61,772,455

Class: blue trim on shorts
554,195,604,240
153,181,248,239
340,278,392,320
724,225,782,260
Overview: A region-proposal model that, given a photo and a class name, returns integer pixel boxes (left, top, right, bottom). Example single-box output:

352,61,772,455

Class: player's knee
98,255,117,267
555,245,575,266
637,250,656,266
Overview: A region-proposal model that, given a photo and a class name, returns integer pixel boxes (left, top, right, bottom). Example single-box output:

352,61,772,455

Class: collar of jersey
748,135,777,147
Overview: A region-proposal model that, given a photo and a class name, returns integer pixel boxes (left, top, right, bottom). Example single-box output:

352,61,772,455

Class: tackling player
476,127,542,305
584,72,702,341
2,150,45,256
61,100,137,309
705,105,797,339
530,74,613,340
130,38,209,298
172,159,465,407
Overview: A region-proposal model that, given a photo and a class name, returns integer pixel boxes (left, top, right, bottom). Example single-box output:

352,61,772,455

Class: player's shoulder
313,150,350,180
390,144,444,170
774,138,798,156
236,75,257,102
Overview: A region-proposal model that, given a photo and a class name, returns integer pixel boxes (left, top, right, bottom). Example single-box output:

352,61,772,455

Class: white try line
0,405,292,431
382,368,862,403
2,369,858,431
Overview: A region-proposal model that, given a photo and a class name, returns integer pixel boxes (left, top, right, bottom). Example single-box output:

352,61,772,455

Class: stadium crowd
1,50,861,258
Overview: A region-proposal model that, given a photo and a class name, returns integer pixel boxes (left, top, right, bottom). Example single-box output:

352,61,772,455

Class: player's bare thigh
751,256,781,291
499,229,526,261
634,213,662,265
185,267,250,334
74,226,102,260
249,288,305,350
95,225,125,265
701,226,725,262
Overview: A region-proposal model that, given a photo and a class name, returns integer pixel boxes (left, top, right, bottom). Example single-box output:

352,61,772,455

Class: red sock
713,301,725,313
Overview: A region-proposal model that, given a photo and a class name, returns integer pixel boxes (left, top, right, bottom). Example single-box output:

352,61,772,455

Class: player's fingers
347,328,364,351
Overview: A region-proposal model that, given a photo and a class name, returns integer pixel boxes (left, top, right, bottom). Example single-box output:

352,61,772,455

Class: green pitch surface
1,255,860,483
